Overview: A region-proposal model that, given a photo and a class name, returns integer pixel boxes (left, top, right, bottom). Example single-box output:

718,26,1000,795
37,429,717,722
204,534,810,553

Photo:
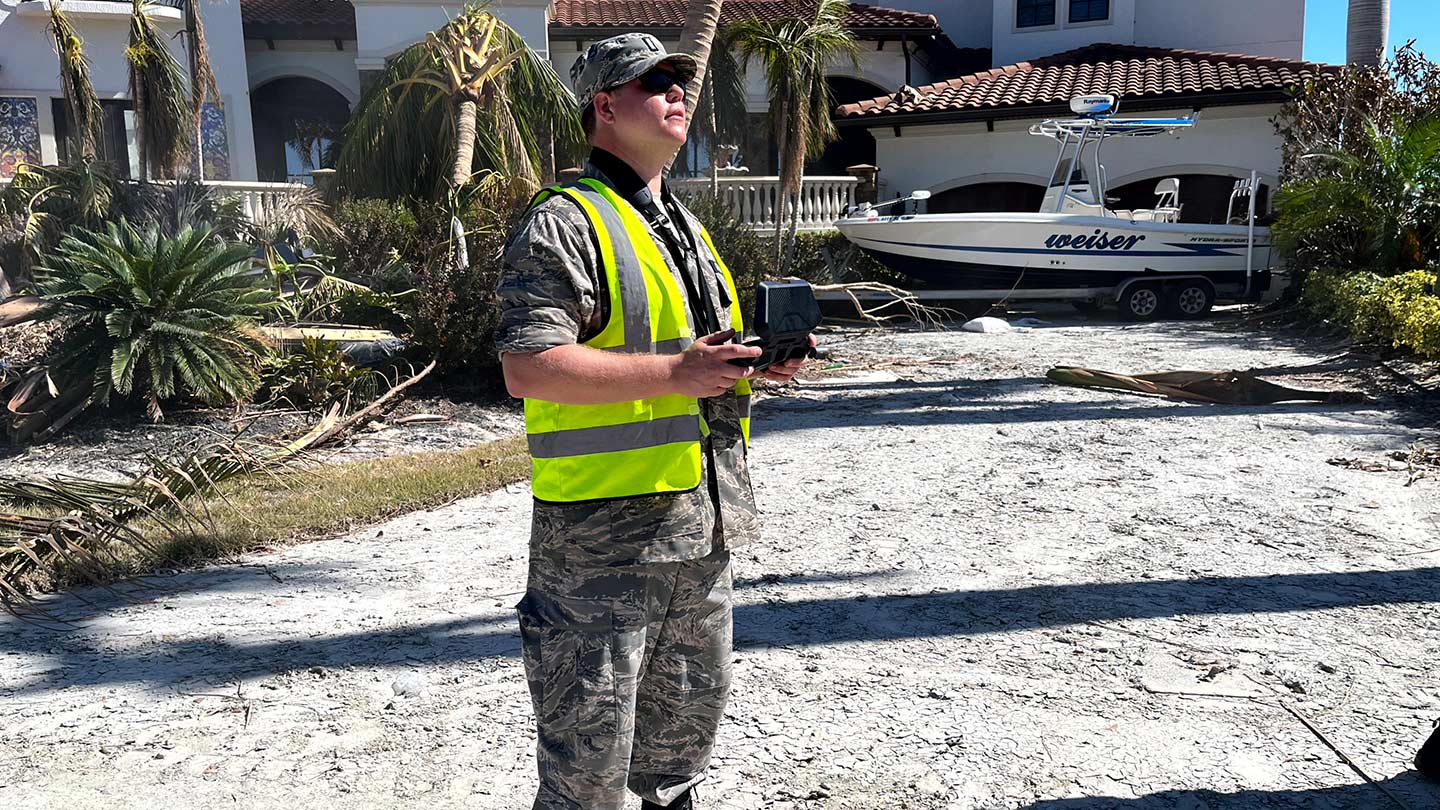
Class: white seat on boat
1154,177,1179,205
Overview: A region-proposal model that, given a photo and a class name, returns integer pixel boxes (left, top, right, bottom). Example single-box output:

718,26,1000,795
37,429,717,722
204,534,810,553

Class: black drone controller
727,279,822,373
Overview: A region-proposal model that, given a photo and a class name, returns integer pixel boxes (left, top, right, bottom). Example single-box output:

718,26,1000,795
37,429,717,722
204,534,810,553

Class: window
51,98,139,178
1016,0,1055,27
1069,0,1110,23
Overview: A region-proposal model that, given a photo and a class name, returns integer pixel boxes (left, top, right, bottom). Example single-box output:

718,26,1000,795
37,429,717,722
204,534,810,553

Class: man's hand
762,333,817,384
671,329,760,398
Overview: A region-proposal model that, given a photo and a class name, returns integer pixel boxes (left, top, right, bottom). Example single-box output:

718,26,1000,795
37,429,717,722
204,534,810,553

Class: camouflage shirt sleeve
493,197,604,356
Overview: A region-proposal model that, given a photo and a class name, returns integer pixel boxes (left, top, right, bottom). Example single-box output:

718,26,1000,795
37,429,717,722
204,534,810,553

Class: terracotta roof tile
550,1,939,32
239,0,935,40
837,43,1339,120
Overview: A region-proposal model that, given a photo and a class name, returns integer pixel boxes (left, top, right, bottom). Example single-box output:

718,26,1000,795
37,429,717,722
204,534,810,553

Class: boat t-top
834,95,1272,319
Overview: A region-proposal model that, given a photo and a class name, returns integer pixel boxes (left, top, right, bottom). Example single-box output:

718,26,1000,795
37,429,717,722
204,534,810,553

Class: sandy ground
2,311,1439,810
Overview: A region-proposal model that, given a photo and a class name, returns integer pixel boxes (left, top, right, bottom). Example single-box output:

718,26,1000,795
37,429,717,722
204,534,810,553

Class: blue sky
1304,0,1437,63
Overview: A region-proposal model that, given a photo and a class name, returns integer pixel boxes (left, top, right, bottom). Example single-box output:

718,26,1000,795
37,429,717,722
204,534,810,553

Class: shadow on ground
1022,772,1438,810
3,566,1436,696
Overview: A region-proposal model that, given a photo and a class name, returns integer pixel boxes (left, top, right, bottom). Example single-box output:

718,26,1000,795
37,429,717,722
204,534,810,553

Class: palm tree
48,1,102,160
677,0,725,126
335,7,580,200
1347,0,1390,66
730,0,858,268
401,11,529,188
126,0,192,179
1274,116,1440,274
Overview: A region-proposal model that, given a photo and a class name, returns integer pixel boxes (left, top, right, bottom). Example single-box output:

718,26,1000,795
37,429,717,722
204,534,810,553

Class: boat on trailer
833,95,1272,319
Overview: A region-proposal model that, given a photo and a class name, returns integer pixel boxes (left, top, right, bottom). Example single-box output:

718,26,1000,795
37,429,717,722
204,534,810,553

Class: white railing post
670,175,857,234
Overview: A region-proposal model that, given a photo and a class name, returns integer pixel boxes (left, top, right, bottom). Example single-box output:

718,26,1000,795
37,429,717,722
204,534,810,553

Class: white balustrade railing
6,174,859,233
203,180,311,224
0,177,309,227
671,175,858,233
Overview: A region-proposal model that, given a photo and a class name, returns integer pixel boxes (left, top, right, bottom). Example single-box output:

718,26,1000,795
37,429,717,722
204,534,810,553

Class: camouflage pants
517,547,733,810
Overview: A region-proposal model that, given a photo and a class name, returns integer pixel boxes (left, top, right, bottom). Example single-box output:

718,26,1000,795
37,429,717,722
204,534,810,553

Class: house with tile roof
835,1,1328,224
0,0,1325,225
0,0,951,185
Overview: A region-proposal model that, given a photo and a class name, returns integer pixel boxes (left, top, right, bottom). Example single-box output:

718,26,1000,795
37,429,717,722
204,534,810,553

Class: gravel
2,309,1438,810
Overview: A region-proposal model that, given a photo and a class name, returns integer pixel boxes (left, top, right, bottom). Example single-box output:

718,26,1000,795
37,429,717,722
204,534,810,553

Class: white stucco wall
982,0,1306,68
991,0,1138,67
353,0,550,70
888,0,992,50
1133,0,1305,60
0,0,257,179
200,0,257,180
866,103,1284,202
245,40,363,104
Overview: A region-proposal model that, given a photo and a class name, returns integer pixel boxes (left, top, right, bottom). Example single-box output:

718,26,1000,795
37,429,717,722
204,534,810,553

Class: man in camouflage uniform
495,33,811,810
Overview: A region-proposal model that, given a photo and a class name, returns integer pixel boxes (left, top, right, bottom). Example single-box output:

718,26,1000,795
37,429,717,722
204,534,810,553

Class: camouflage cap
570,33,698,115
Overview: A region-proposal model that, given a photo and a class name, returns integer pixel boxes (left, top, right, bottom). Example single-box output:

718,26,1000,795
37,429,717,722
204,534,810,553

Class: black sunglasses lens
639,69,679,93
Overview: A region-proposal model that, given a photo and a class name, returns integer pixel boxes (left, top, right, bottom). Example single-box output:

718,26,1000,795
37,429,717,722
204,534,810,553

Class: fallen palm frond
1045,367,1369,405
0,360,436,616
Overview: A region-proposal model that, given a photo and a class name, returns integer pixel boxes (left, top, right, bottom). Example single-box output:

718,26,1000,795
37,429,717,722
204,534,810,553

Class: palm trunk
773,84,791,268
676,0,724,128
451,98,478,187
450,97,477,276
1346,0,1390,66
704,75,719,194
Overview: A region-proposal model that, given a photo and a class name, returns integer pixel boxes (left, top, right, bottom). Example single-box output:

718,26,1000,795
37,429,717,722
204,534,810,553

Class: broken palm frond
813,282,956,329
181,0,221,143
1328,444,1440,486
0,296,59,328
0,360,436,617
1045,367,1369,405
127,0,192,179
48,1,102,159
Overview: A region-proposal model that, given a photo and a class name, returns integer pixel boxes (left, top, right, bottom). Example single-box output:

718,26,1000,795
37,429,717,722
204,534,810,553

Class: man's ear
594,90,618,125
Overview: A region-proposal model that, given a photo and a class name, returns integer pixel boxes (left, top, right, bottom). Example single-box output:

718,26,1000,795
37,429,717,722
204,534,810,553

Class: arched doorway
807,76,886,175
250,77,351,183
1109,173,1271,225
929,182,1047,214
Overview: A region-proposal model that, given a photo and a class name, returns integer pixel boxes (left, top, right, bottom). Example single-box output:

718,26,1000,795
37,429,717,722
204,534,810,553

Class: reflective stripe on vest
523,179,747,502
698,225,753,445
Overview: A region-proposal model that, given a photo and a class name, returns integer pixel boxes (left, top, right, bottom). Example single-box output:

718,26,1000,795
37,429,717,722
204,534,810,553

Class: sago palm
729,0,858,268
32,222,273,421
335,6,580,200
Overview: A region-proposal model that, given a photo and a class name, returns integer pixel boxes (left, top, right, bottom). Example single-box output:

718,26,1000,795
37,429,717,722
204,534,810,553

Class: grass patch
18,437,531,591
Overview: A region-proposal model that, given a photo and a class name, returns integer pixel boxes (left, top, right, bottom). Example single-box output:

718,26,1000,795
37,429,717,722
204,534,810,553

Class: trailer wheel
1167,281,1215,319
1119,283,1162,321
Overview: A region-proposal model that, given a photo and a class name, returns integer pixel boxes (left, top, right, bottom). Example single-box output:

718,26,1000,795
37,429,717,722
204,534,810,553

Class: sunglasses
635,67,682,95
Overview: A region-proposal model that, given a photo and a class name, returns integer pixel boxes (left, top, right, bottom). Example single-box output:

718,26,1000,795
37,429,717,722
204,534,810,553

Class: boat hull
835,213,1273,297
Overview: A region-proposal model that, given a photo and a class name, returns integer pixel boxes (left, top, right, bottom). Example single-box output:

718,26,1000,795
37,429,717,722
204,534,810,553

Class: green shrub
258,337,384,410
403,174,536,375
1302,268,1440,357
32,222,273,420
326,198,423,284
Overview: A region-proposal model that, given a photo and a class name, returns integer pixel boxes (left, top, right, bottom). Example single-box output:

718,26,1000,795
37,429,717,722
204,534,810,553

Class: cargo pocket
517,592,622,737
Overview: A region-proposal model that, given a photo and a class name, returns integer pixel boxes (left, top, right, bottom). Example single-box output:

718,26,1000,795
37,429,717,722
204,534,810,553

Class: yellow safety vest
524,178,752,503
